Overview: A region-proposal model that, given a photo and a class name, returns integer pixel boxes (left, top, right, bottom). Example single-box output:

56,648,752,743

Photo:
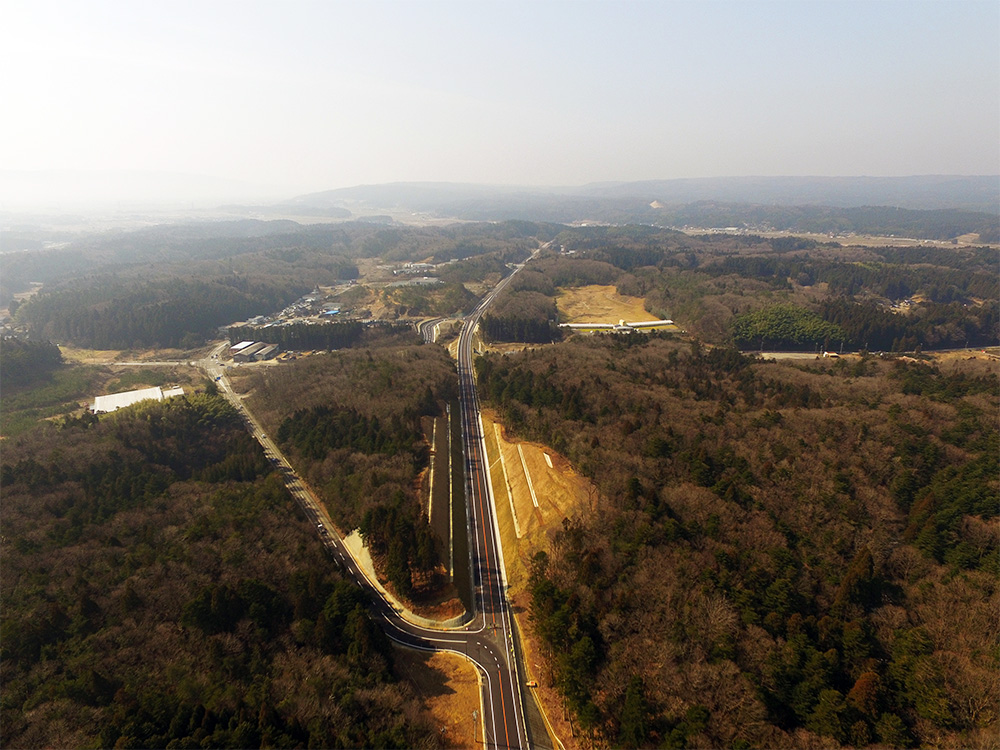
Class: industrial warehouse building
233,342,267,362
229,341,280,362
254,344,279,361
229,340,256,356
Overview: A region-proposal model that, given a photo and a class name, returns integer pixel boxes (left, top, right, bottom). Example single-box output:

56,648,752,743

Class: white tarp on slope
91,385,184,413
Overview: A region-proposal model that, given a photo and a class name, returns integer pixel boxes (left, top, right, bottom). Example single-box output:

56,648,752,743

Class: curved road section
202,258,534,749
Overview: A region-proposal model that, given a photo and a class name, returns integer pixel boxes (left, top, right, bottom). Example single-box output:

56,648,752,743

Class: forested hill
1,218,559,308
477,335,998,749
0,337,62,387
478,227,999,351
3,219,557,349
1,393,441,748
19,276,308,349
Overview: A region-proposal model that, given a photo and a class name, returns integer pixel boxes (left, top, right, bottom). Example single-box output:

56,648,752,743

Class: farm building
254,344,279,361
234,342,267,362
229,340,256,356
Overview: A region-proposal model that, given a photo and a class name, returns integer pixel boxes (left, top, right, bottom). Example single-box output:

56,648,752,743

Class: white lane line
516,444,540,509
427,418,436,519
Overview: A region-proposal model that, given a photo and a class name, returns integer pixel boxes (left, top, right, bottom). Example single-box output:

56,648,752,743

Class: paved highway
199,258,536,749
454,260,534,749
417,316,447,343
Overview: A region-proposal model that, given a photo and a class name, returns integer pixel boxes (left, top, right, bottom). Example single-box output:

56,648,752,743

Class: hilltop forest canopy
477,334,998,749
0,393,441,748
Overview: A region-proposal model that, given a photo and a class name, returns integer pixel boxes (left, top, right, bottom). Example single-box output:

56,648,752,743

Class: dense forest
0,219,350,308
476,334,998,748
482,291,561,343
0,337,62,387
231,343,460,601
0,393,441,748
19,276,308,349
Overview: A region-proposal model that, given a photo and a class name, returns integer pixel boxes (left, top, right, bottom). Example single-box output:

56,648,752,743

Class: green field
0,366,107,437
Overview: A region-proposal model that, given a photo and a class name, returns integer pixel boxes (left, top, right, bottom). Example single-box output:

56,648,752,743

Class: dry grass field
57,345,129,363
393,648,481,748
555,284,655,324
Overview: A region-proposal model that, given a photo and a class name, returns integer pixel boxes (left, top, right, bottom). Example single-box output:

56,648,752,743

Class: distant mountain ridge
293,175,999,214
288,176,999,241
577,175,1000,212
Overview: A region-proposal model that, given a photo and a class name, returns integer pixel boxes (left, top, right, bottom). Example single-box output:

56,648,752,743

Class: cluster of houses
229,340,280,362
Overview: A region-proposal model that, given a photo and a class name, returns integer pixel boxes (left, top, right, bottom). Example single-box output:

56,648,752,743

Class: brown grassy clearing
393,648,481,748
58,343,219,364
556,284,655,325
58,345,129,363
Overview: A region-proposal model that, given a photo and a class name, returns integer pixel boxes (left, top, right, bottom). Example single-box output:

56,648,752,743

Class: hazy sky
2,0,998,199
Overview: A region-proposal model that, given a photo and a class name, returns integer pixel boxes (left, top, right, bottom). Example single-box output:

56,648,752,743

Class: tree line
480,268,565,343
274,399,442,597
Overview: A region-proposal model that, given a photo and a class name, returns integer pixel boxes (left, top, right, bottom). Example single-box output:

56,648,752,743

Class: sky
1,0,998,204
